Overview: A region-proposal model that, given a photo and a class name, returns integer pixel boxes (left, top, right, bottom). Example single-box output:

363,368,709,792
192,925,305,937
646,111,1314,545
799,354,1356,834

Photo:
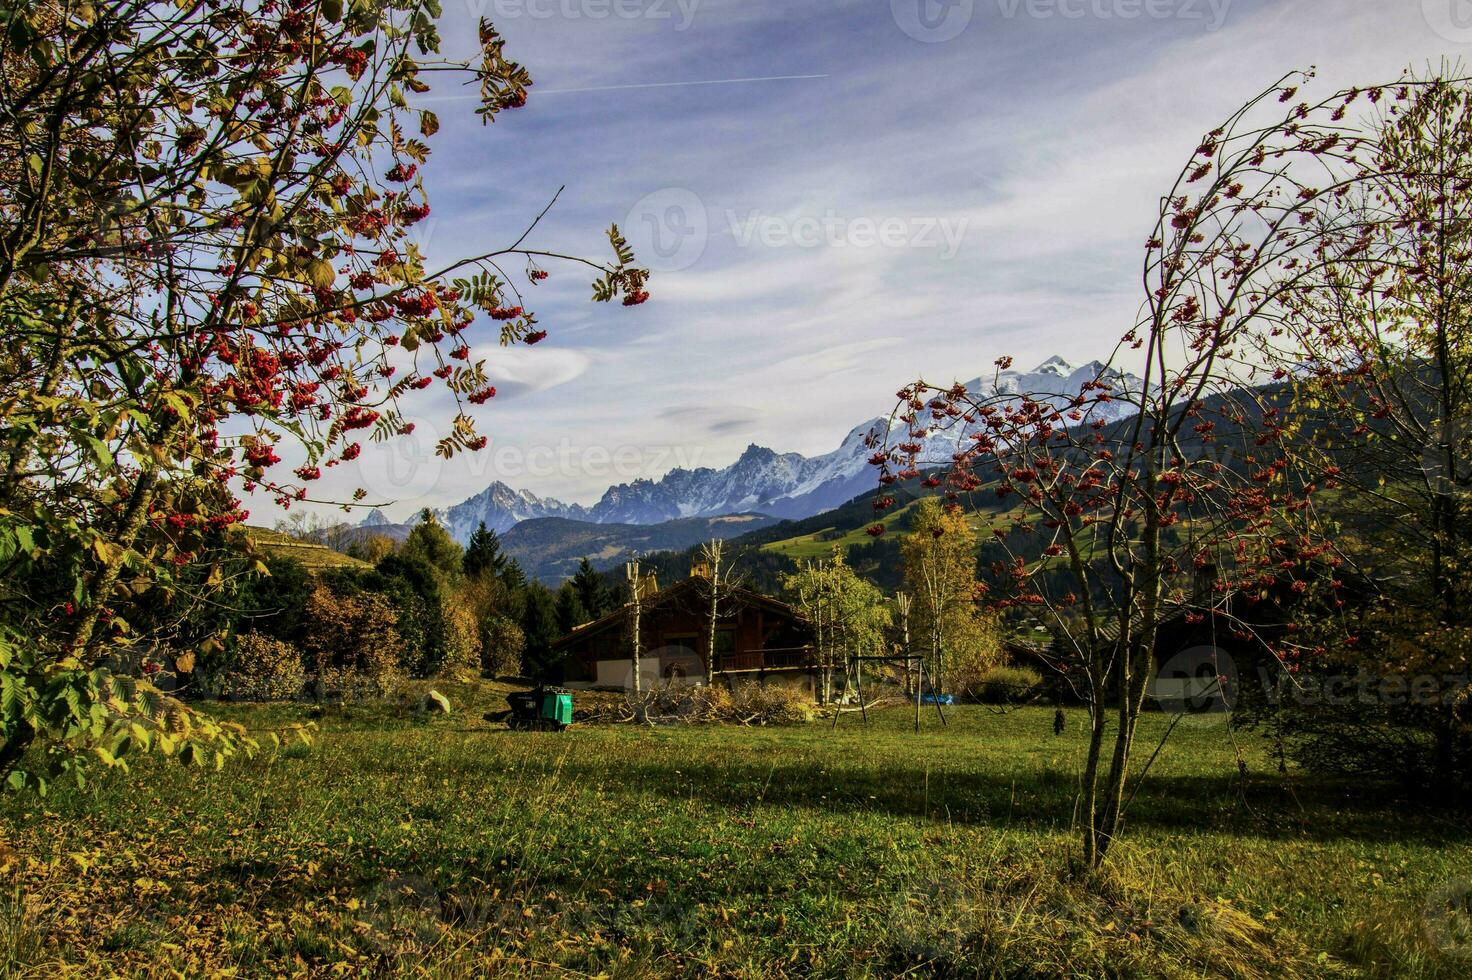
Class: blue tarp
919,694,954,705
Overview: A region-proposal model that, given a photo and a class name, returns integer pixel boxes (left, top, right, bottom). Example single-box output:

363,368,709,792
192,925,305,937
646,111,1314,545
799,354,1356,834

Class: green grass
1,682,1469,977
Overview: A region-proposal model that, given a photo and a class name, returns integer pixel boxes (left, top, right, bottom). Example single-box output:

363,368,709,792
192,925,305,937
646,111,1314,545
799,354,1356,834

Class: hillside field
1,683,1468,977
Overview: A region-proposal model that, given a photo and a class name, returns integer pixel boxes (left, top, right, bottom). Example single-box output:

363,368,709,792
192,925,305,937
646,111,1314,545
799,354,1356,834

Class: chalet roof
551,576,806,651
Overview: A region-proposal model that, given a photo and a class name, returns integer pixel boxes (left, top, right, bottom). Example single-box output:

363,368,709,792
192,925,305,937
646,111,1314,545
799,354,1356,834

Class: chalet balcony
713,646,817,673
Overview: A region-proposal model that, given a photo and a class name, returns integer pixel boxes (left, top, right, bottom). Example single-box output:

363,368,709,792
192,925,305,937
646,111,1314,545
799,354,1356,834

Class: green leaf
78,433,113,470
1,673,24,722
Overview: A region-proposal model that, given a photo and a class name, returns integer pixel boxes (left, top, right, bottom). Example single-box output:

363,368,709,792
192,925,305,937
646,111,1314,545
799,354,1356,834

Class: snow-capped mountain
583,419,881,525
969,356,1142,414
368,357,1145,543
443,481,590,539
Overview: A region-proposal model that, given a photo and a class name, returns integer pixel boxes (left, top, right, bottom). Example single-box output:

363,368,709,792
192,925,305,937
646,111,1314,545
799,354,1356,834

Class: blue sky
319,0,1469,521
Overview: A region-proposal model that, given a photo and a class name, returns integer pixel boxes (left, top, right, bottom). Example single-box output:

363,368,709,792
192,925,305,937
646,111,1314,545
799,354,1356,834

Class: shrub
479,614,525,678
966,666,1043,705
301,586,402,699
727,683,814,725
217,633,305,701
594,681,813,726
439,598,482,679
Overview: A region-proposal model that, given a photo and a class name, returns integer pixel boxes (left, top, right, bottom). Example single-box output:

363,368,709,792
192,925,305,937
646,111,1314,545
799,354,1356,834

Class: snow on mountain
367,357,1145,542
967,357,1143,411
442,481,590,540
906,357,1147,463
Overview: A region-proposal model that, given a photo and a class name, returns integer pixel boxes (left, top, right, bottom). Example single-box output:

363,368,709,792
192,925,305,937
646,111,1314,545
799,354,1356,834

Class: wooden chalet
552,572,818,694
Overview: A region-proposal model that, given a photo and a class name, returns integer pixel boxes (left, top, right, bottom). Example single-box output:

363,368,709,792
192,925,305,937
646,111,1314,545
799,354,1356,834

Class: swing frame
829,653,948,732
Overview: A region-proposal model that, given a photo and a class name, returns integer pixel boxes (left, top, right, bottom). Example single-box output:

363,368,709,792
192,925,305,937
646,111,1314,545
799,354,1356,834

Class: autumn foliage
0,1,646,787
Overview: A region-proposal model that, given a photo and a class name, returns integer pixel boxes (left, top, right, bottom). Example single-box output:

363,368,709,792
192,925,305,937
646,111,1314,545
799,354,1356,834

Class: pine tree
400,509,464,585
571,557,607,618
501,557,528,593
554,582,589,635
463,521,508,580
520,583,561,680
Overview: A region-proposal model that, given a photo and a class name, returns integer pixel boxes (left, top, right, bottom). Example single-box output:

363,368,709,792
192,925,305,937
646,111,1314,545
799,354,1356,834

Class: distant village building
552,572,818,695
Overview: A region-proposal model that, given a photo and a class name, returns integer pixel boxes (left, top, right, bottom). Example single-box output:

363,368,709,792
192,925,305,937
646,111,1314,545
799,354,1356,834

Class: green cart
500,686,573,731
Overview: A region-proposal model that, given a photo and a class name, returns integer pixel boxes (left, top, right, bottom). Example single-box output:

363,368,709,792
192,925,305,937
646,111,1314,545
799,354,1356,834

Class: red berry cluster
245,443,281,468
394,291,436,317
341,407,379,431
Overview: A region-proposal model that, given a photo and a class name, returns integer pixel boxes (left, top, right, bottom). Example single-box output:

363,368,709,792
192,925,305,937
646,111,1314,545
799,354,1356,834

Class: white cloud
474,346,593,398
264,0,1470,520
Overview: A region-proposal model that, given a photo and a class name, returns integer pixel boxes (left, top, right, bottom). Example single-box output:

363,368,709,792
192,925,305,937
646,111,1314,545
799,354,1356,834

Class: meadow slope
1,684,1468,977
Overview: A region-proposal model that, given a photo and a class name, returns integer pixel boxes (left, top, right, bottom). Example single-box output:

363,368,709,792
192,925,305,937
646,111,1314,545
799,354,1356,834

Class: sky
312,0,1471,522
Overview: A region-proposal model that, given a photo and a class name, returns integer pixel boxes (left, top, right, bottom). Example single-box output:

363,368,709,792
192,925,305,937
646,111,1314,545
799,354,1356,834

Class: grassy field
760,498,999,561
1,681,1469,977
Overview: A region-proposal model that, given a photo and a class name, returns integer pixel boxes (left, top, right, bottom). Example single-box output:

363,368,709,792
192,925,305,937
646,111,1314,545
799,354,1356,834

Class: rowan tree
871,70,1411,867
0,1,647,787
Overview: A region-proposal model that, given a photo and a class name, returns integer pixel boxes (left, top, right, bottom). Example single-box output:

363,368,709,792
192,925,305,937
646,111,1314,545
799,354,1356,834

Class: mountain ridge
369,356,1145,543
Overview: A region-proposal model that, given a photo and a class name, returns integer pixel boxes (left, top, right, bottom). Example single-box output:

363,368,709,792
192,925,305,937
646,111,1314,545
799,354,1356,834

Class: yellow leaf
174,651,195,673
306,258,336,290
